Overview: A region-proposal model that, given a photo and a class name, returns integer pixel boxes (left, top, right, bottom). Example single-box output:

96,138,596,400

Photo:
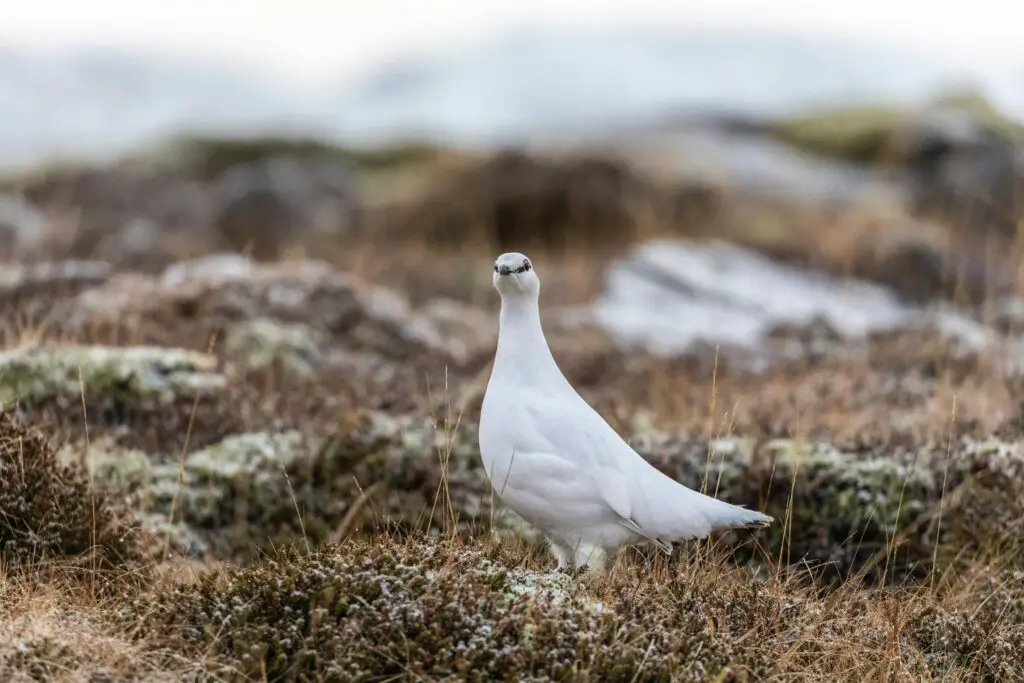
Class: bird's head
492,252,540,299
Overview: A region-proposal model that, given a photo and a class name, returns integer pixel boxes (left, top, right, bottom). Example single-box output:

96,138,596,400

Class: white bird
479,251,773,572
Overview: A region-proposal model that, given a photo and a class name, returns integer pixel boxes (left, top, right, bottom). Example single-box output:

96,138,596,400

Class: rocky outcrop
59,254,479,367
0,345,226,411
78,411,487,560
65,398,1024,584
0,193,50,260
15,150,360,265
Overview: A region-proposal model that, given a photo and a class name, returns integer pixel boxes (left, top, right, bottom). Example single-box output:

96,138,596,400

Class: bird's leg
547,539,573,572
573,542,608,575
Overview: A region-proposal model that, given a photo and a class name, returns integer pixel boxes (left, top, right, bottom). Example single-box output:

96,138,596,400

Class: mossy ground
2,303,1020,682
2,131,1024,681
765,90,1024,164
130,535,1024,682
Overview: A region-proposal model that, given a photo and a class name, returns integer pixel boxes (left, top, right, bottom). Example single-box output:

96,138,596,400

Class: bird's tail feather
694,490,773,530
639,473,774,541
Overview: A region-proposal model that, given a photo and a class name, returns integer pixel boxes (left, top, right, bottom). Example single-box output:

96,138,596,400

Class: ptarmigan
479,251,773,572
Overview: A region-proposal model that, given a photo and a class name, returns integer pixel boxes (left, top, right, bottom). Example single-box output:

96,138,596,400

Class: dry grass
1,317,1019,681
3,527,1021,681
1,132,1023,681
0,566,185,683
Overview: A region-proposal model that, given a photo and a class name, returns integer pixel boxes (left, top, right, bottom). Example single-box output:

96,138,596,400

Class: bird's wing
523,390,769,543
524,394,674,545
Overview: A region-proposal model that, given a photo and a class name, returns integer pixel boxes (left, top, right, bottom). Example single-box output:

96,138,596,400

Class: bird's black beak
495,265,512,276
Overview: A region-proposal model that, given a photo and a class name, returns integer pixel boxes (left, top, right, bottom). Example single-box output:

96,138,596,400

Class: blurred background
2,0,1024,397
3,0,1023,290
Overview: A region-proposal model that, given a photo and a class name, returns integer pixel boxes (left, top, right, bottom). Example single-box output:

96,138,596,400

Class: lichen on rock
0,345,226,411
0,260,111,300
146,430,322,551
79,411,491,560
627,423,1024,581
61,398,1024,581
223,317,324,378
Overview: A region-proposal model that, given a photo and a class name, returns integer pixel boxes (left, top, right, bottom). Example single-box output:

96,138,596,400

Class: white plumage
479,251,773,571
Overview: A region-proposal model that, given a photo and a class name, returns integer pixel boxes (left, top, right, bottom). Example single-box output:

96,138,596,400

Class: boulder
0,193,50,259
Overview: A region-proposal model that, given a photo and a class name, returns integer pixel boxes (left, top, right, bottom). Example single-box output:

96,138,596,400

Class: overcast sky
3,0,1022,87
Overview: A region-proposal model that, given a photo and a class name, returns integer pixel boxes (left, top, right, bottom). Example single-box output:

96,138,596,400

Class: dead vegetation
0,412,140,571
0,262,1021,680
1,126,1023,681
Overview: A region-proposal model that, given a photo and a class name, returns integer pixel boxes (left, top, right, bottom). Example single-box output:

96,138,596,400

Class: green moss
134,135,443,179
767,92,1024,163
767,106,911,163
0,345,226,411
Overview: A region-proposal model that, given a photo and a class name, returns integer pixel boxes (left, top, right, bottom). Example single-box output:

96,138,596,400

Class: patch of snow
591,239,991,358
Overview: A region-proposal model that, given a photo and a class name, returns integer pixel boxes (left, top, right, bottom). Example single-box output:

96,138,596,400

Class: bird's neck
494,295,566,387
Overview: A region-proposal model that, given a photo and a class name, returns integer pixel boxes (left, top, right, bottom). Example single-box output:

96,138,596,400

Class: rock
619,125,905,208
159,251,258,286
0,345,226,410
84,411,488,560
213,156,358,260
223,318,325,378
81,439,154,491
71,398,1024,580
892,109,1024,239
766,99,1024,240
15,148,360,265
0,260,111,300
19,167,217,263
590,239,989,362
0,193,49,259
143,430,324,555
408,298,497,362
68,254,365,336
352,286,486,365
991,296,1024,334
631,426,1024,582
93,217,166,269
64,254,478,365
